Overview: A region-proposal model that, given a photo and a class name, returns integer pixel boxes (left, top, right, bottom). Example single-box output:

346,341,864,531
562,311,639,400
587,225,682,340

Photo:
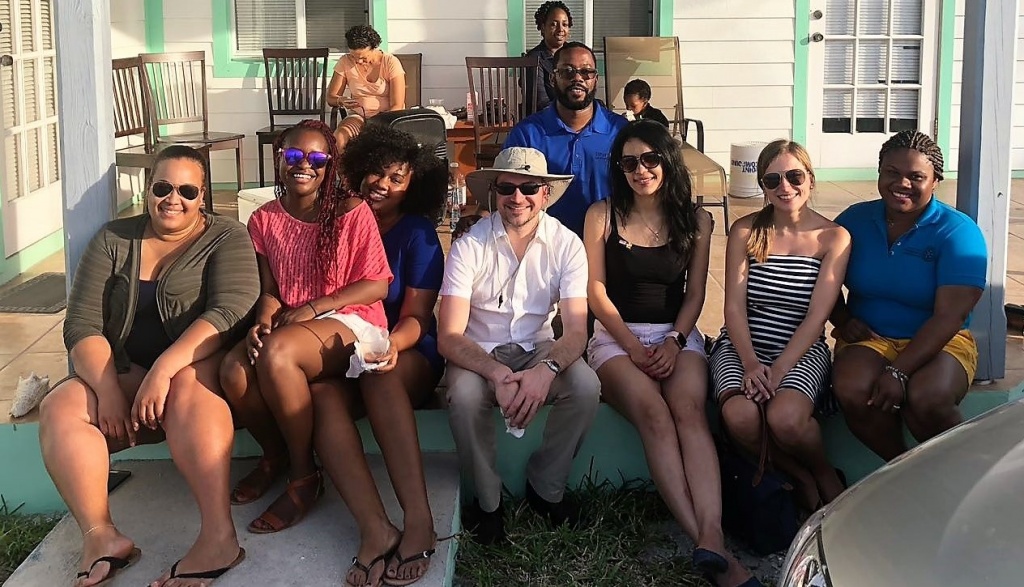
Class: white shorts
317,311,387,344
586,320,706,371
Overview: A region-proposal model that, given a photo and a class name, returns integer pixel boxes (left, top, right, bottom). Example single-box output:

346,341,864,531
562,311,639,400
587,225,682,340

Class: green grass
0,497,59,583
454,478,711,587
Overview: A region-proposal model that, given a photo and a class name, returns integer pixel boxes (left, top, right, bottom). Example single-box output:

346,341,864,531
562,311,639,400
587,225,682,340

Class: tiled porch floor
2,179,1023,424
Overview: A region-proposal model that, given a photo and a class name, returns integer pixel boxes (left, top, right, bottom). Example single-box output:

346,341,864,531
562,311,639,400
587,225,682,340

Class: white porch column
956,0,1019,381
54,0,115,287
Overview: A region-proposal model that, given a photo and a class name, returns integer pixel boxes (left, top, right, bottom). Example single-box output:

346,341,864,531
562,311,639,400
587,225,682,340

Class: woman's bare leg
361,350,438,583
39,368,147,587
311,380,400,587
150,351,242,586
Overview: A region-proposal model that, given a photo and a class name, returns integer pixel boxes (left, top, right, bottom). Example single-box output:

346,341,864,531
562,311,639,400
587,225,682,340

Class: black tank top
604,210,688,324
125,280,174,369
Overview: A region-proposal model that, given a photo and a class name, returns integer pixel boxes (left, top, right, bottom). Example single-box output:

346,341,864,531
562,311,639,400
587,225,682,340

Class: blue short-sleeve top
381,214,445,375
835,197,988,339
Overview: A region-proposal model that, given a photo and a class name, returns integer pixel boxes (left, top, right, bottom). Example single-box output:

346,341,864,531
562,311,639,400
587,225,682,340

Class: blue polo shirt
504,101,627,236
835,198,988,339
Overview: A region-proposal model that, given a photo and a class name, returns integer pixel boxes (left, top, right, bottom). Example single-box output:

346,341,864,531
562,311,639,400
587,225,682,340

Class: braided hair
273,119,343,288
534,1,573,29
878,130,944,181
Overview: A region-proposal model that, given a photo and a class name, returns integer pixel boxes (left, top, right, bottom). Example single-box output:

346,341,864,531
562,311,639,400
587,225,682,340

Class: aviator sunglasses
151,180,202,201
493,182,547,196
618,151,663,173
279,147,331,169
761,169,808,190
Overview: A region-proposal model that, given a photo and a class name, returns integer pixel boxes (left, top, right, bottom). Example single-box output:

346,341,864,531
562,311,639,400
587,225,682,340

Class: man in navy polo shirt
503,41,627,237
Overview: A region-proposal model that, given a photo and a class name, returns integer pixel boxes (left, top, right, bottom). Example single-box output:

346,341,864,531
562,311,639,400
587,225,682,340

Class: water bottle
448,163,465,232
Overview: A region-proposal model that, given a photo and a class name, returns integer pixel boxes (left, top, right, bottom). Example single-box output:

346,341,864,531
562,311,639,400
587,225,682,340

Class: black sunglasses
493,182,547,196
554,66,598,81
761,169,808,190
618,151,663,173
279,147,331,169
151,180,202,201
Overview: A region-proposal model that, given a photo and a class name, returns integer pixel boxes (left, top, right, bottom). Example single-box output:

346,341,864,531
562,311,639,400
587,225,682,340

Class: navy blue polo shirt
504,101,627,237
835,198,988,339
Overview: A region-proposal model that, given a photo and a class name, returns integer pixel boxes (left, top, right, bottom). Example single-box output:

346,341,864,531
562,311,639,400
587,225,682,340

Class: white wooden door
806,0,939,168
0,0,61,257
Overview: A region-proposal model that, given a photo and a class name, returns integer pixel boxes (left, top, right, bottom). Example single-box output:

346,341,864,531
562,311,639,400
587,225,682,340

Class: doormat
0,272,67,313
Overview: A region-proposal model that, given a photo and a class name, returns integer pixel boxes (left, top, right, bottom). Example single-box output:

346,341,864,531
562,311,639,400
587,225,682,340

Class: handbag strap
718,389,770,486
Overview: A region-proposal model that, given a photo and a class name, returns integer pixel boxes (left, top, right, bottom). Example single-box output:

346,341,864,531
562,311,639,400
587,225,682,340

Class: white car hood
820,400,1024,587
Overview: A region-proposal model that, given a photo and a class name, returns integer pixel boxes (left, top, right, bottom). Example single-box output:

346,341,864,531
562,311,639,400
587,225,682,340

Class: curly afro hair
339,124,448,221
345,24,382,50
534,1,573,30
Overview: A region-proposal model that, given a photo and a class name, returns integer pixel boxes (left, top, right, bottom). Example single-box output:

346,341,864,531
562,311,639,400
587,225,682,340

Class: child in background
623,79,670,128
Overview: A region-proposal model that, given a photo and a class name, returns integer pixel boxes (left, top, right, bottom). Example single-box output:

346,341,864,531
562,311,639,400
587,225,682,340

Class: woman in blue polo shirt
831,131,987,461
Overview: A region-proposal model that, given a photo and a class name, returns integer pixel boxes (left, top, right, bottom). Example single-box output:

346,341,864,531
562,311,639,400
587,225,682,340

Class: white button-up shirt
440,212,588,353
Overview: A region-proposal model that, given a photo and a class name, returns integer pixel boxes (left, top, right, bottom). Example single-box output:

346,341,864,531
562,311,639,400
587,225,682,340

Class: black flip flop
167,547,246,583
75,547,141,586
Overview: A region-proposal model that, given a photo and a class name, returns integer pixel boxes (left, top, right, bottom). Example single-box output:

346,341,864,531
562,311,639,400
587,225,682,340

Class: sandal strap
350,544,398,581
249,470,323,532
170,548,246,580
393,548,436,567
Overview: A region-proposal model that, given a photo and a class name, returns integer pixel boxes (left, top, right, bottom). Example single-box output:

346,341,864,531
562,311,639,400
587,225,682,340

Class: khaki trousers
445,341,601,512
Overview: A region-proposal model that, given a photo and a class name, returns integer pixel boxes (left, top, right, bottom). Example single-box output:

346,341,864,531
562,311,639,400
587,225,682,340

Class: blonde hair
746,139,816,263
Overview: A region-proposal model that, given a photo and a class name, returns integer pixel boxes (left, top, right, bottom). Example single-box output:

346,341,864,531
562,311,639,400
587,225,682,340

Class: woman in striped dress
710,139,850,509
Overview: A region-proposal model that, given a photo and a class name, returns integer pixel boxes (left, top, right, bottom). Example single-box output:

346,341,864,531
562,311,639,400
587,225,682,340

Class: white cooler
236,186,276,225
728,142,768,199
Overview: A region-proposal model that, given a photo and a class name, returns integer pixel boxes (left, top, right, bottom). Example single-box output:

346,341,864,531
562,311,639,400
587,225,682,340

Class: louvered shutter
592,0,652,44
234,0,298,53
305,0,367,52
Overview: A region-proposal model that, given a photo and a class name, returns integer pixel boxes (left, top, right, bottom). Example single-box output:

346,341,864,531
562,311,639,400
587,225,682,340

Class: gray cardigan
63,212,259,373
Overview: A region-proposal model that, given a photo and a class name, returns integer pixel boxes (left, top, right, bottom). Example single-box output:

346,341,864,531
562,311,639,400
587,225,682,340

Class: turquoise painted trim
212,0,263,78
1013,170,1024,179
5,390,1013,513
936,0,955,158
793,0,810,144
143,0,164,52
371,0,388,51
657,0,673,36
507,0,526,57
0,230,64,285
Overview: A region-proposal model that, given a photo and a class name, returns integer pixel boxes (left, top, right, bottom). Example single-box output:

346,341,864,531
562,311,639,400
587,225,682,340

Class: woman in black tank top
583,121,761,587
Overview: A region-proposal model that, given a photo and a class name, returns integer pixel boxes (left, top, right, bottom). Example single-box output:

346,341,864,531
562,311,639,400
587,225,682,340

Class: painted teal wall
4,389,1015,514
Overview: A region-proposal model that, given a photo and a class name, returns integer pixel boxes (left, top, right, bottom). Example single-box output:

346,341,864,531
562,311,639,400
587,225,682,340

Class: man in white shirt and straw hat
437,146,600,545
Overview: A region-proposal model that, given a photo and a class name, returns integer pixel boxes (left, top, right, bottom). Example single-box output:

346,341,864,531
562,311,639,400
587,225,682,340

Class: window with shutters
524,0,654,56
232,0,369,56
821,0,923,134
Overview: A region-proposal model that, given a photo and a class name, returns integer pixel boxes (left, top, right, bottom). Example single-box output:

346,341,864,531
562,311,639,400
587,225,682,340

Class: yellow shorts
834,329,978,384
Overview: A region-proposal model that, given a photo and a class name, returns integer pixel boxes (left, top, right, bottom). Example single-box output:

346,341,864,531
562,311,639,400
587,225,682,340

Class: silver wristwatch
540,358,562,375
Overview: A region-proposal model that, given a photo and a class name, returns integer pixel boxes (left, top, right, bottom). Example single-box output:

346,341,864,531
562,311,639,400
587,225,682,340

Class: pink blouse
248,199,392,329
333,52,405,118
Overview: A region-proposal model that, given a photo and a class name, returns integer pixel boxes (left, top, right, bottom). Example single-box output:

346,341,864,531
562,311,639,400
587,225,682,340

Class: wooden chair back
111,56,153,150
262,48,331,128
465,55,540,161
138,51,210,133
395,53,423,107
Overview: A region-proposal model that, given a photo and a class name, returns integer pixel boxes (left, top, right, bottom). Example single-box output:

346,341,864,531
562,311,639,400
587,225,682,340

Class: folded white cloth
321,313,392,378
502,410,526,438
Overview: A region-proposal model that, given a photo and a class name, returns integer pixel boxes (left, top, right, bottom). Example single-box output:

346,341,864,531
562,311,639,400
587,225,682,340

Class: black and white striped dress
709,255,832,405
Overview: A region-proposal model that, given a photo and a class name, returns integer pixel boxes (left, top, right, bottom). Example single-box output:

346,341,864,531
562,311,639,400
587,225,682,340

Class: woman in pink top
328,25,407,119
219,120,393,536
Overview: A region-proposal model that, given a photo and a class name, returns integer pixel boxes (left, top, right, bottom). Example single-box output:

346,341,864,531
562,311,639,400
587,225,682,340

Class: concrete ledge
2,387,1017,514
6,456,461,587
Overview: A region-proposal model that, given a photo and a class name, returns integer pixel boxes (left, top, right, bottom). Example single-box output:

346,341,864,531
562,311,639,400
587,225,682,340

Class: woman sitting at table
39,145,259,587
831,130,987,461
309,125,447,587
328,24,407,120
711,139,849,510
583,120,761,587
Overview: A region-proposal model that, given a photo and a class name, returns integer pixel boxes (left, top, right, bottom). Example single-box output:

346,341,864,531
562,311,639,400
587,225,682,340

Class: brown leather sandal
247,469,324,534
230,456,287,505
